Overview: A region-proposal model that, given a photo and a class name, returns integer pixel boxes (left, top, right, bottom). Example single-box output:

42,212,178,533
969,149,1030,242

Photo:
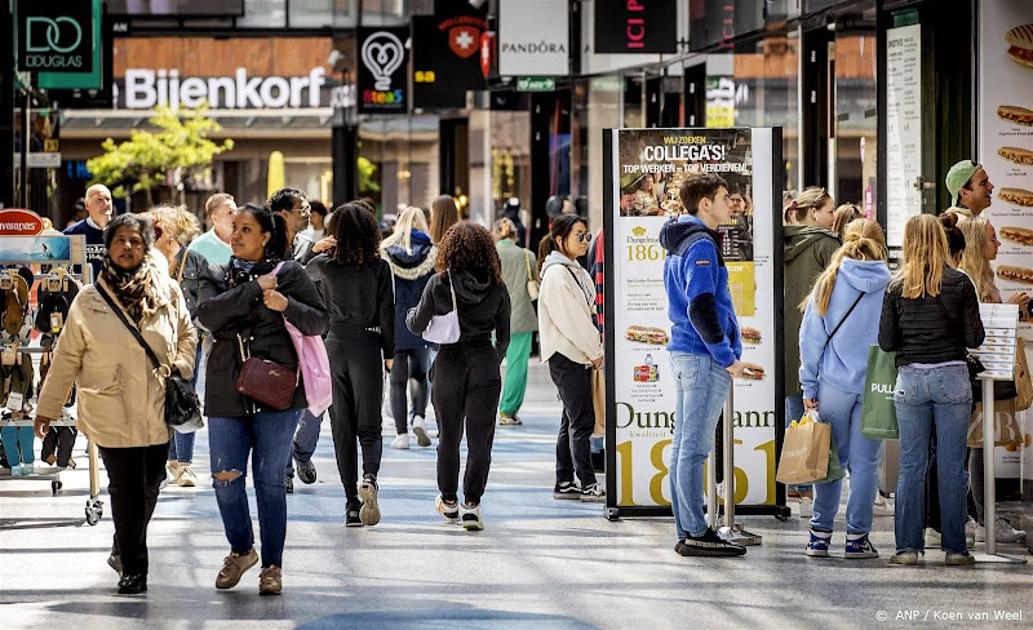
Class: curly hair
330,202,382,266
436,221,502,285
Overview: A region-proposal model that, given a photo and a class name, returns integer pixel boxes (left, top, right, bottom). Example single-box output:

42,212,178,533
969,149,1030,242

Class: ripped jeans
208,409,302,568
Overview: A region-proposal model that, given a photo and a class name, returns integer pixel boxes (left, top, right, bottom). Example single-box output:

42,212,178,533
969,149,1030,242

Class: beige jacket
37,267,197,448
538,252,603,365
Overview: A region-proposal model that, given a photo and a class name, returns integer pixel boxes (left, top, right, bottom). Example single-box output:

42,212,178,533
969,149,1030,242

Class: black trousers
548,352,598,488
433,343,501,505
99,444,167,576
390,348,430,435
326,339,384,502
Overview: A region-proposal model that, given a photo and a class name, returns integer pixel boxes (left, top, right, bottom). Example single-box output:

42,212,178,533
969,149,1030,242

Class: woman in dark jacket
407,222,510,532
381,206,437,449
879,214,984,566
149,204,209,488
197,203,328,595
307,202,394,528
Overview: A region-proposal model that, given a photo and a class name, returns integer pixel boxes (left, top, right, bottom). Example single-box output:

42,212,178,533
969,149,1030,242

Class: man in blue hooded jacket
659,173,762,557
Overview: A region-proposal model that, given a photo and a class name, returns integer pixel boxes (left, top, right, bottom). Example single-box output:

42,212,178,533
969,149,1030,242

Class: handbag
235,335,298,411
96,285,203,433
524,251,540,301
861,345,899,440
422,271,462,345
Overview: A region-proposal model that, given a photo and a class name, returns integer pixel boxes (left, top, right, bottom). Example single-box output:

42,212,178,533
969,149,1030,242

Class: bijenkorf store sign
498,0,568,77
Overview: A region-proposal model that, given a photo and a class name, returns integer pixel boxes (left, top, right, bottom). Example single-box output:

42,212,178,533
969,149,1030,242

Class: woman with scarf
35,213,197,595
197,203,328,595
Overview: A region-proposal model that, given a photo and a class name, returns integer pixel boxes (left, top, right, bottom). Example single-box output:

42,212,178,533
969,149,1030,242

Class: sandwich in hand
996,265,1033,285
625,325,669,345
998,146,1033,165
1000,226,1033,247
997,105,1033,126
1006,24,1033,69
741,366,765,380
998,187,1033,206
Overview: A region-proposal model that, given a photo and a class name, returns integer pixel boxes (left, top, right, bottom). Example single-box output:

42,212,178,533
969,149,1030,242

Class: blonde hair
894,214,950,299
492,217,518,242
957,216,997,302
793,186,833,223
832,203,863,237
148,204,201,246
381,206,430,254
804,219,887,316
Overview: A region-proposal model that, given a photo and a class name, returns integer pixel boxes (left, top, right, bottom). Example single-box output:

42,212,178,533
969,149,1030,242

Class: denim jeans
286,410,324,478
209,409,303,568
810,382,883,534
168,341,206,464
669,352,731,539
894,365,971,554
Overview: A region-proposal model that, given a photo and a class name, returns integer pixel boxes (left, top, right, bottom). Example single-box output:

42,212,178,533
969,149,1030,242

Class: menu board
603,127,782,514
885,24,923,249
972,303,1019,380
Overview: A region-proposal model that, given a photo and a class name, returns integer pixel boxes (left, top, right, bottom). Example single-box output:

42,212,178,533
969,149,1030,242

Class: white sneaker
390,434,411,449
976,517,1027,544
965,517,977,549
177,465,198,487
412,416,431,447
873,493,894,516
799,496,813,519
925,527,942,548
460,503,484,531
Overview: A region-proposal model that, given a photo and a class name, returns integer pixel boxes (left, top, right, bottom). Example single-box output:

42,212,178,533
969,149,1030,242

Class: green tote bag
861,345,899,440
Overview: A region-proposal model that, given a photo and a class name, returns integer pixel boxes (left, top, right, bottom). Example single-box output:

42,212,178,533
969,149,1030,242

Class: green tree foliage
358,156,380,195
87,107,234,206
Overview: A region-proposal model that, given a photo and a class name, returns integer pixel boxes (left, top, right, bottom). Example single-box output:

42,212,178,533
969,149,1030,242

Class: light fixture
469,0,488,9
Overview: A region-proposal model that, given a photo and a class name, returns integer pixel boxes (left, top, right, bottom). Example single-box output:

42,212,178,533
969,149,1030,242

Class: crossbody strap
95,285,164,373
563,265,593,308
524,251,534,283
819,290,865,358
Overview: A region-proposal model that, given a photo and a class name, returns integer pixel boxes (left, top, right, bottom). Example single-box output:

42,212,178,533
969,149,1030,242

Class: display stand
717,387,763,546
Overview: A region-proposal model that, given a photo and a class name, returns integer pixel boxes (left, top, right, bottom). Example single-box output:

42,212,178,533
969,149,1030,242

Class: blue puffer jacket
383,230,437,352
659,215,742,368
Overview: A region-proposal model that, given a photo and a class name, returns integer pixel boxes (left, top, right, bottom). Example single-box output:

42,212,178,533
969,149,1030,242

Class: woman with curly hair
306,202,395,527
406,222,511,531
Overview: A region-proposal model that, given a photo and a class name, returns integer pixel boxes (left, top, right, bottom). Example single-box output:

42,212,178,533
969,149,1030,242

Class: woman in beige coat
35,213,196,595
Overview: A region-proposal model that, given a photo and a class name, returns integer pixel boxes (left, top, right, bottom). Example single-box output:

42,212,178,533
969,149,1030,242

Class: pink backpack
274,263,332,416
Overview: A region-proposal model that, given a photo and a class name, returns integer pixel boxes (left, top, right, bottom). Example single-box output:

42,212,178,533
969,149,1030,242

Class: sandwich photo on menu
1006,24,1033,69
625,325,670,346
997,105,1033,126
997,187,1033,206
1000,226,1033,247
999,146,1033,165
996,265,1033,285
740,327,762,345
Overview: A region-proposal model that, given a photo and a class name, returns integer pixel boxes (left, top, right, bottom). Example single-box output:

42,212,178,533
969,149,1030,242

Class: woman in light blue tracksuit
798,219,891,559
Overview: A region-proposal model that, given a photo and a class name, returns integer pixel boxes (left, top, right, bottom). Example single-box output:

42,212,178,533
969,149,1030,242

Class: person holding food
538,214,606,502
659,173,763,558
944,160,994,219
798,219,890,560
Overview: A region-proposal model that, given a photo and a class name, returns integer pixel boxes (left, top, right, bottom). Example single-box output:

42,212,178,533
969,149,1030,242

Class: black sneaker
296,458,317,484
285,475,294,495
674,540,686,555
553,481,581,500
358,474,381,526
345,501,363,528
580,482,606,503
677,528,747,557
116,574,147,595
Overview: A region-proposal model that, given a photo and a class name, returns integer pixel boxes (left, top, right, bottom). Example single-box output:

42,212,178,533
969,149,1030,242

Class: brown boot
215,549,258,589
259,565,282,595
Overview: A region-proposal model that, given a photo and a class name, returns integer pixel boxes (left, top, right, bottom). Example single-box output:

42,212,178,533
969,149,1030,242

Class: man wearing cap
945,160,994,218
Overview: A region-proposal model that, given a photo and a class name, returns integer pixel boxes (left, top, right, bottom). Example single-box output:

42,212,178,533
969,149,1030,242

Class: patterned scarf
100,255,161,324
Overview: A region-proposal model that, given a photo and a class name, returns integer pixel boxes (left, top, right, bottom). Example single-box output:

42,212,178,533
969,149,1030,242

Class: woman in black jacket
306,202,395,527
197,203,328,595
879,214,984,566
407,222,511,532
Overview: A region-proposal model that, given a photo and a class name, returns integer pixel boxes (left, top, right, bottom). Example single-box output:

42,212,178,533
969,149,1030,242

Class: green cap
945,160,981,207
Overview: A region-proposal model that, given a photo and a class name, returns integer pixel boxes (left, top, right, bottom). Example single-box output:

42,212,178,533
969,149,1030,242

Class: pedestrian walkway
1,362,1031,629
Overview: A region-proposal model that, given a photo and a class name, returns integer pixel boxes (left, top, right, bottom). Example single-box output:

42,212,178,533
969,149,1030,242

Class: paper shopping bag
776,419,831,485
591,367,606,438
861,346,899,440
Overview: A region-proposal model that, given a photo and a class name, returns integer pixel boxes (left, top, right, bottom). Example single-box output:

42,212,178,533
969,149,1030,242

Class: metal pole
717,384,762,545
706,443,717,529
973,377,1025,564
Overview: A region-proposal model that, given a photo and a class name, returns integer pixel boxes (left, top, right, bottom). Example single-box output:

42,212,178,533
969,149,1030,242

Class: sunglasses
575,231,593,243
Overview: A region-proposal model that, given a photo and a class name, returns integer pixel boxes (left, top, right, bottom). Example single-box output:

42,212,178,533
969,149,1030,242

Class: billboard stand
717,388,762,545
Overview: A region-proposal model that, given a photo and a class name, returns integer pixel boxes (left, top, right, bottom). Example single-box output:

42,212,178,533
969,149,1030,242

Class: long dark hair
537,214,586,275
436,222,502,285
239,202,289,261
429,195,461,243
330,202,382,266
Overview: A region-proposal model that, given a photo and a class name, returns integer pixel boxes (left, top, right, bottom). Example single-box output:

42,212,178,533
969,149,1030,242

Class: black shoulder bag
96,286,203,430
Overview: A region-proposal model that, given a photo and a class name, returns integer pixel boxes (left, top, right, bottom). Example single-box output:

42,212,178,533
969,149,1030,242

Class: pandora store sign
120,67,329,109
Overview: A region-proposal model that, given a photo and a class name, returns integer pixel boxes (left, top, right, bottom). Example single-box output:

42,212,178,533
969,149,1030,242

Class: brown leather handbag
235,335,298,411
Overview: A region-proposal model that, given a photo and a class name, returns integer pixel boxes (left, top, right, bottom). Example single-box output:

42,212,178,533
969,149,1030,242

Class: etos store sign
111,37,341,110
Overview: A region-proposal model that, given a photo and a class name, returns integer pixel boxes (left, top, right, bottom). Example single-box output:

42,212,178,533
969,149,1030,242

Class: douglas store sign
17,0,96,72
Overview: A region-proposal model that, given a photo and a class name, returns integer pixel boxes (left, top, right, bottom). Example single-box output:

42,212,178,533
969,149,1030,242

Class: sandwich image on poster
997,105,1033,125
998,146,1033,165
625,324,669,345
1000,226,1033,246
741,326,762,345
1006,24,1033,69
996,265,1033,284
997,187,1033,206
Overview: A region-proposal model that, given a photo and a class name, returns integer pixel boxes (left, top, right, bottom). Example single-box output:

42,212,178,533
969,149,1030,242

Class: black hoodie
406,268,511,361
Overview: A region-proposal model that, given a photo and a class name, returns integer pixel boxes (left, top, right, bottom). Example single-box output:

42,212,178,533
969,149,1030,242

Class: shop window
237,0,287,27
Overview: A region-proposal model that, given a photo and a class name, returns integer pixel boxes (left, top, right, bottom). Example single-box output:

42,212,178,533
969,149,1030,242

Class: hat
945,160,981,207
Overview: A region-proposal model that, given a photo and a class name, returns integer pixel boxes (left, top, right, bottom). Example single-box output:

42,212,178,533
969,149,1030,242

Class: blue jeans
1,426,34,465
810,382,883,533
669,352,732,539
286,410,324,477
209,409,303,568
894,365,971,554
168,341,206,464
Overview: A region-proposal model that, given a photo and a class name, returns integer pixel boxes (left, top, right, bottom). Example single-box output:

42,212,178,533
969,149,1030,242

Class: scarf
100,256,161,324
